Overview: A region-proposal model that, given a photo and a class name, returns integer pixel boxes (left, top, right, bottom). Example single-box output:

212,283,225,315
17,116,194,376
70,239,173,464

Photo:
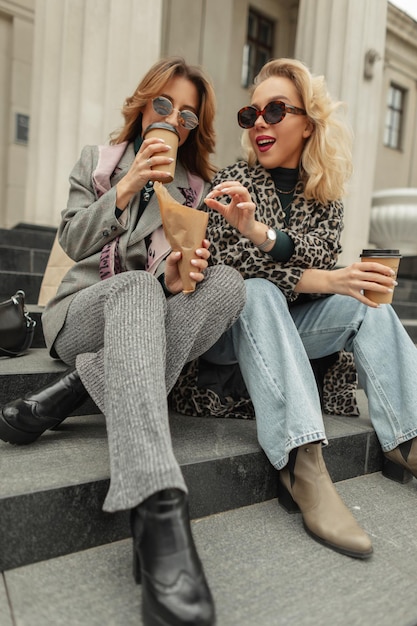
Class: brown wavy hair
110,57,217,182
242,58,353,203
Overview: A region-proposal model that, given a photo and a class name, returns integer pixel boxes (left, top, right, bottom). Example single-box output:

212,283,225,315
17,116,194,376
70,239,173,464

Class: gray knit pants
54,266,245,512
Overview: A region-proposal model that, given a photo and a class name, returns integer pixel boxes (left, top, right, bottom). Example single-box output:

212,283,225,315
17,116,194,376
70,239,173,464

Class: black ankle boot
131,489,215,626
0,368,88,444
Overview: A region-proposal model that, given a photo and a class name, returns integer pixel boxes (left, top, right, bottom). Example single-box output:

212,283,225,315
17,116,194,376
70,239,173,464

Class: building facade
0,0,416,264
0,0,33,233
374,2,417,191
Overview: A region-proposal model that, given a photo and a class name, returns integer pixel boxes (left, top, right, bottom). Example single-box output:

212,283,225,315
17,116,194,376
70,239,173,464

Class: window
241,9,274,88
384,84,406,150
15,113,30,145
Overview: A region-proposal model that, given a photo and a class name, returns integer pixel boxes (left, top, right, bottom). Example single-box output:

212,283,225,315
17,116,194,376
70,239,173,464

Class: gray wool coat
42,142,210,356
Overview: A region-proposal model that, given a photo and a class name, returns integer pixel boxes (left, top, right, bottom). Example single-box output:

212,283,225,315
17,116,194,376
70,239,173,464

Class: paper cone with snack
154,182,208,293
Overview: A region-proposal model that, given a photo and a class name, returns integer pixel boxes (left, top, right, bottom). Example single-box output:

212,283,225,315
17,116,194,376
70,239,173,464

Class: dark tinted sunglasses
237,100,306,129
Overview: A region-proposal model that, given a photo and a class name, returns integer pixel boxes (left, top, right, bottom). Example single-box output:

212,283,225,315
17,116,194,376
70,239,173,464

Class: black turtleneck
268,166,298,192
264,166,299,262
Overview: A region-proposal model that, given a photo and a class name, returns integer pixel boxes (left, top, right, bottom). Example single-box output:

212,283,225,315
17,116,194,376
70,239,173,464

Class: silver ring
146,158,152,166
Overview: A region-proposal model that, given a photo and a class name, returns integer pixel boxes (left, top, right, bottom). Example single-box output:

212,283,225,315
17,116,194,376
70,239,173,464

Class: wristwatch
257,227,277,251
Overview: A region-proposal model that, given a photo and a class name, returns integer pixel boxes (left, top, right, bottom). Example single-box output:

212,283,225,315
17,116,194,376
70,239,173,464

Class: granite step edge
0,388,382,571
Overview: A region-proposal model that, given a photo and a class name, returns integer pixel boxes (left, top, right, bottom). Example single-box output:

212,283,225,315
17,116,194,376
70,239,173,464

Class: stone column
24,0,162,227
295,0,387,265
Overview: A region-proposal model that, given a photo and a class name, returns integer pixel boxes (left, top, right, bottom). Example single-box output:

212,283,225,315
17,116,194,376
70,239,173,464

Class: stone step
393,277,417,302
392,300,417,320
0,245,49,274
392,278,417,342
2,473,417,626
0,349,96,412
0,349,382,572
0,225,56,251
398,254,417,279
399,319,417,342
0,270,43,303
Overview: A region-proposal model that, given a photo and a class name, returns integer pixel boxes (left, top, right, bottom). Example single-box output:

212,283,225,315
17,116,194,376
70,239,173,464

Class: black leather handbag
0,290,36,357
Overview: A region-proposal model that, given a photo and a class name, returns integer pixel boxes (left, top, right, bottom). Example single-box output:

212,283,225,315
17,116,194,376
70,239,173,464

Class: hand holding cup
359,249,401,304
143,122,179,183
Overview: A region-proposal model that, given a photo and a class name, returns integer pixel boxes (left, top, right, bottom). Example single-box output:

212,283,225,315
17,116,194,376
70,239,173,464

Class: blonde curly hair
241,58,353,204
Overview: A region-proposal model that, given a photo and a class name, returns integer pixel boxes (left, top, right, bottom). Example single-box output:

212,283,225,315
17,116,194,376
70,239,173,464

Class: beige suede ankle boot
383,437,417,483
278,442,373,559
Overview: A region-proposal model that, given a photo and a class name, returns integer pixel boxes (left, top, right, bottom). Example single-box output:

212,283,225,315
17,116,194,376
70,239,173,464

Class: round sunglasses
152,96,199,130
237,100,306,129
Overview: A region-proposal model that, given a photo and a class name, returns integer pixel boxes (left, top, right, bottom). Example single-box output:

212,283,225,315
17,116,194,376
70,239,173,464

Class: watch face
267,228,277,242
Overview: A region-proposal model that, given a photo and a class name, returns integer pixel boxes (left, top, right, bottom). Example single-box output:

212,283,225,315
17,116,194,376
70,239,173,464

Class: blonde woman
205,57,417,560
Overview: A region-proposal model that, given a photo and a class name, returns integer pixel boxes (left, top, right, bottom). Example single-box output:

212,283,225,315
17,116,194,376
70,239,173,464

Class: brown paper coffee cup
143,122,179,183
360,249,401,304
154,182,208,293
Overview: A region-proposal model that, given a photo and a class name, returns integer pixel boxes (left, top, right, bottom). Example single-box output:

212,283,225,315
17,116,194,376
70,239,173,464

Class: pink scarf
92,143,204,280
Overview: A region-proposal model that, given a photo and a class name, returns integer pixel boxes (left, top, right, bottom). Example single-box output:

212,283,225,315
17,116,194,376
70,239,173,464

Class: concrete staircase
1,224,417,626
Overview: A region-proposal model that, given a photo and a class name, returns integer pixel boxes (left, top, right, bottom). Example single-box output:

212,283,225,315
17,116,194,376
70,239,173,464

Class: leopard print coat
206,161,343,302
170,160,359,419
169,350,359,419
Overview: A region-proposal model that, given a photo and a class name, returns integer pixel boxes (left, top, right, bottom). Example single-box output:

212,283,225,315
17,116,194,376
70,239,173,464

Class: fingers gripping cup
143,122,180,183
360,249,402,304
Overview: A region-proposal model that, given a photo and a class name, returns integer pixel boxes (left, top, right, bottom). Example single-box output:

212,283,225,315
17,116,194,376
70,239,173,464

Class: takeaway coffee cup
360,249,402,304
143,122,180,183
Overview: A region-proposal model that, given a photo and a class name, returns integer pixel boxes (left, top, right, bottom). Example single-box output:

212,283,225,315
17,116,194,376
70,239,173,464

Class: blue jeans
203,278,417,470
